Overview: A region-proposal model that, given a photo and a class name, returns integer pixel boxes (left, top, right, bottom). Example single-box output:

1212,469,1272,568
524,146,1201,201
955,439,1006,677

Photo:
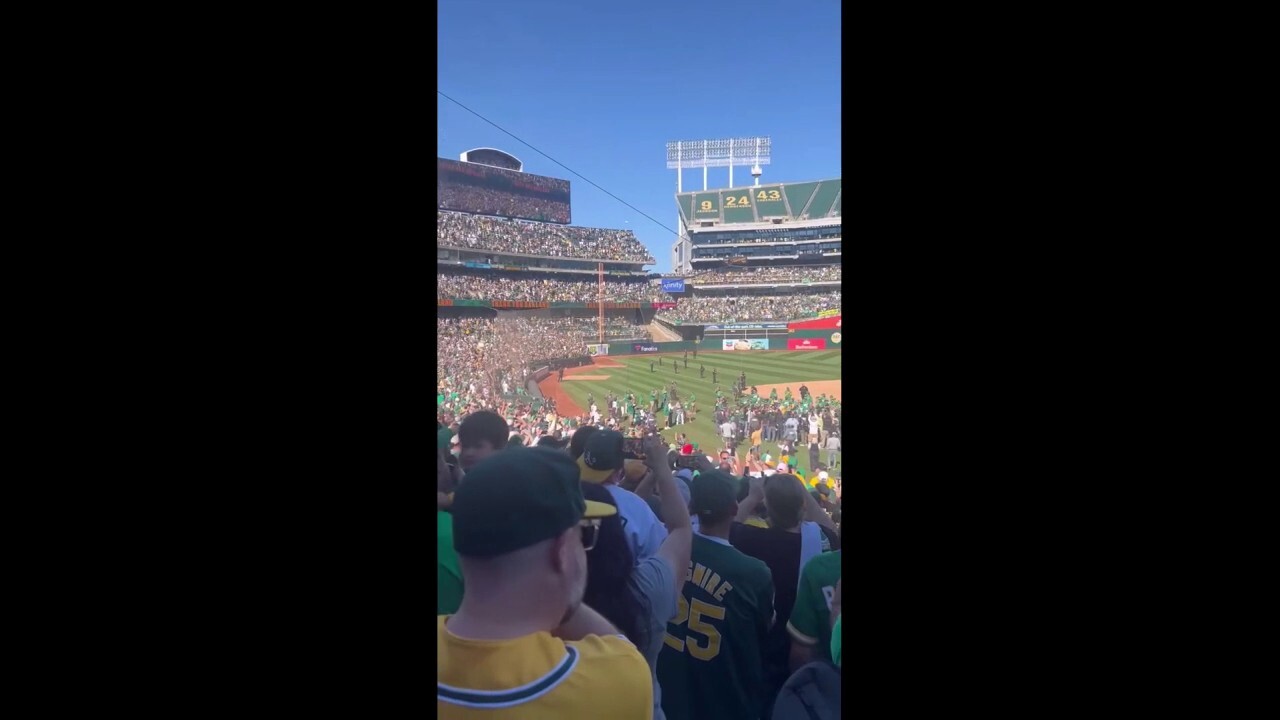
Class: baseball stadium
436,138,845,718
436,142,842,475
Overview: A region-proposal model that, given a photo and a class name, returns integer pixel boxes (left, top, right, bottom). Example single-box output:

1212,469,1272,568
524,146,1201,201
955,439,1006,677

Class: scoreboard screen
437,158,571,224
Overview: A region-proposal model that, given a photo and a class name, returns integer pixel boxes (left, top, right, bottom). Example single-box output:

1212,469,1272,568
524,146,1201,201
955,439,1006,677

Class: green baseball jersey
658,534,774,720
786,550,841,663
831,614,842,668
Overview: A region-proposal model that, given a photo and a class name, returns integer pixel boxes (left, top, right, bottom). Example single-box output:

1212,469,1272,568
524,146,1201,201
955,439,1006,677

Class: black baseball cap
452,446,616,558
690,469,739,517
578,430,625,483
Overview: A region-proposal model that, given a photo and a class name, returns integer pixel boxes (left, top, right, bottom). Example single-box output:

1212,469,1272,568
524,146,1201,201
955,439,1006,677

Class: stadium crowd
437,316,649,412
438,184,571,224
694,265,841,285
656,292,841,324
530,316,651,341
438,211,654,262
437,273,674,303
439,417,843,719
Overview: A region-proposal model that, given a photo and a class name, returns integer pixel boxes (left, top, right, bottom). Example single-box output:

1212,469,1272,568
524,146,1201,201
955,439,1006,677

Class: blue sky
438,0,841,273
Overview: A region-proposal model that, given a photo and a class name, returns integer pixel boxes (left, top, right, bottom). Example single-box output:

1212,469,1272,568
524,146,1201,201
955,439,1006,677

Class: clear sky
438,0,841,273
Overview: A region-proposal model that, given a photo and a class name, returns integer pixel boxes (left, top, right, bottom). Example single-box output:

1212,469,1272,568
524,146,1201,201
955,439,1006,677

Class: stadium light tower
665,137,772,273
666,136,771,190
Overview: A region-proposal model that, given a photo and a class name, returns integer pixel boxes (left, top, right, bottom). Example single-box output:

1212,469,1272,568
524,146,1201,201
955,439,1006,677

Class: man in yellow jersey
438,446,653,719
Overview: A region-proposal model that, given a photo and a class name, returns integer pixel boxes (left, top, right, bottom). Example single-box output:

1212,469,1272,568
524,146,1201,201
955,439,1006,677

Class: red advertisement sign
651,302,677,309
788,338,827,350
787,315,842,330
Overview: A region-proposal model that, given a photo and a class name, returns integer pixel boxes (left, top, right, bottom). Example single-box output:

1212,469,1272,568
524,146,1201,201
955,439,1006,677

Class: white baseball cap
819,471,829,480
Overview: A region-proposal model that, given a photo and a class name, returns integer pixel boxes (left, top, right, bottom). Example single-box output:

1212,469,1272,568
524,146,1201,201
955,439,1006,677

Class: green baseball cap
690,469,739,516
452,446,616,558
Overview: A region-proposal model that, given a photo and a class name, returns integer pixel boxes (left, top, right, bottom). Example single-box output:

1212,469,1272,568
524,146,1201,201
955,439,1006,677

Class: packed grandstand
436,151,841,414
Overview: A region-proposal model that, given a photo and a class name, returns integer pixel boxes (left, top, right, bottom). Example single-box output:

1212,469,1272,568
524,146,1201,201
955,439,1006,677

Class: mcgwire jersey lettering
658,534,774,720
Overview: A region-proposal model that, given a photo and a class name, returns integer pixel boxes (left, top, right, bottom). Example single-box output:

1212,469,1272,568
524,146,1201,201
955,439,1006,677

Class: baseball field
540,350,842,472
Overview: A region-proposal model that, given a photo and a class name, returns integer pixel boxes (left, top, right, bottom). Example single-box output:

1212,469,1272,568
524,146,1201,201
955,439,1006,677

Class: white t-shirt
720,422,733,438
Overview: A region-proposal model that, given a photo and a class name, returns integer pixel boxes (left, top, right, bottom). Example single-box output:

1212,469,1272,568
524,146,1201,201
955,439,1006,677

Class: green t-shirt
831,614,842,668
438,511,464,615
658,534,774,720
786,550,841,663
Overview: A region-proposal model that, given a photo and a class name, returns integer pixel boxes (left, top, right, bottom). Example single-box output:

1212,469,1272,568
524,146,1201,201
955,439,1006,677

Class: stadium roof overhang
460,148,523,172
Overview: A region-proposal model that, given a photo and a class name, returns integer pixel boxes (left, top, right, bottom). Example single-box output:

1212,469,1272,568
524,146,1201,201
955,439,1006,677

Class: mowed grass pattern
558,350,843,475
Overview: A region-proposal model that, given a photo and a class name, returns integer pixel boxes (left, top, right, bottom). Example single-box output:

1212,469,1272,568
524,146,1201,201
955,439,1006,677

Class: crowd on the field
656,291,841,324
694,265,842,285
438,211,654,262
436,317,650,413
437,273,675,303
438,409,843,719
438,183,572,224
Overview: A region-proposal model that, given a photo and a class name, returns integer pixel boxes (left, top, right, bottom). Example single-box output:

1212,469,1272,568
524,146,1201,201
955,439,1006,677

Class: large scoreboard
438,157,572,224
677,177,841,226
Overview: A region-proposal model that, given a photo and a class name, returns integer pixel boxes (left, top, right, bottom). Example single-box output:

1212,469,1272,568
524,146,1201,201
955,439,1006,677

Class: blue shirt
606,484,669,563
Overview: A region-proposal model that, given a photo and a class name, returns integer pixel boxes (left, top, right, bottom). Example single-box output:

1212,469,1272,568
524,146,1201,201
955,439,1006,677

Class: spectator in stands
731,473,841,716
457,410,508,470
579,432,691,720
568,425,599,460
577,430,668,563
658,468,775,720
656,291,840,324
786,548,842,672
437,272,673,304
438,447,652,719
693,265,842,285
438,211,654,263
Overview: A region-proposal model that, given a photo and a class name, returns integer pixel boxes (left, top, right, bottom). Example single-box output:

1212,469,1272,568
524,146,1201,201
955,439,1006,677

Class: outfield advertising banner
788,338,827,350
705,323,789,331
787,315,842,331
633,344,659,353
661,278,686,293
651,302,677,310
587,344,609,356
722,338,770,351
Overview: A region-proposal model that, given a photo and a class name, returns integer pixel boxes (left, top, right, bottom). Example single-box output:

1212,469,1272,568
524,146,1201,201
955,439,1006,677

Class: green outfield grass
558,350,843,475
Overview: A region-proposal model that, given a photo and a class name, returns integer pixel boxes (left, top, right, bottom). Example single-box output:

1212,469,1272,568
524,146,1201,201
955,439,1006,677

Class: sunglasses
579,518,602,552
